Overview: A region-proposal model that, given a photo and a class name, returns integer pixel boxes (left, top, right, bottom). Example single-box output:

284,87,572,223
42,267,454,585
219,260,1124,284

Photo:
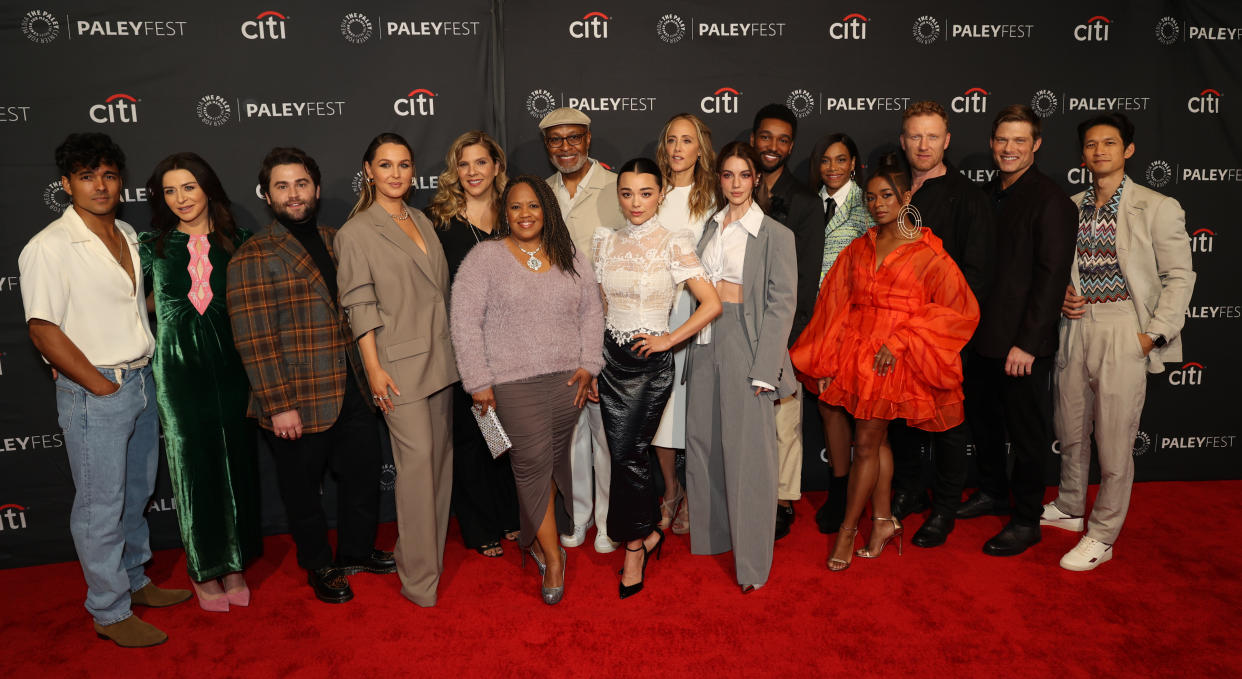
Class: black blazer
763,170,826,347
975,165,1078,359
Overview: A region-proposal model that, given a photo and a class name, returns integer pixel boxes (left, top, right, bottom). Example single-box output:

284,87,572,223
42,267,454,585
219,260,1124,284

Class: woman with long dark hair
805,133,873,534
336,132,459,607
427,131,519,559
790,155,979,572
140,152,260,611
650,113,717,535
451,175,604,605
685,142,796,593
594,157,720,598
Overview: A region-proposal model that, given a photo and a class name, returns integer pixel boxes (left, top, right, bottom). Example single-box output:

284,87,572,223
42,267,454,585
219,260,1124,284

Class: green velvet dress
140,229,261,581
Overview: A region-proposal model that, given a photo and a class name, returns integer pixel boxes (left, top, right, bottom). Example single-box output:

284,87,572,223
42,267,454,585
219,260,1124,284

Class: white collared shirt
819,180,854,216
701,201,764,285
551,159,599,223
19,207,155,365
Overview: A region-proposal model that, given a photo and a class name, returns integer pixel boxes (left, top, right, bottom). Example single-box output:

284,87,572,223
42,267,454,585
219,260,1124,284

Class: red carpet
3,481,1240,678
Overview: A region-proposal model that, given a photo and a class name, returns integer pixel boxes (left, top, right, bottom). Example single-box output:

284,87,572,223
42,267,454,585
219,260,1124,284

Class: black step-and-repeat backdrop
1,1,1238,568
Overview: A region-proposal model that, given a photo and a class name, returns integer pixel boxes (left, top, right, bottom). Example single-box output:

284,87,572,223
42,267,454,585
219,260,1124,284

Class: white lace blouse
592,218,706,344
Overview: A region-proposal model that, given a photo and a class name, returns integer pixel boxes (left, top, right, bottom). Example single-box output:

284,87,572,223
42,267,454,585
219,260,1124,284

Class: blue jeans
56,365,159,625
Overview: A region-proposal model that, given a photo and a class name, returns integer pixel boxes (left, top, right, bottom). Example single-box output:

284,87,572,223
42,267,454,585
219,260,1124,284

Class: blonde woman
651,113,716,535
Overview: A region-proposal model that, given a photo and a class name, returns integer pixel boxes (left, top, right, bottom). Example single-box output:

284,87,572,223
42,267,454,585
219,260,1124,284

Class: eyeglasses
545,133,587,149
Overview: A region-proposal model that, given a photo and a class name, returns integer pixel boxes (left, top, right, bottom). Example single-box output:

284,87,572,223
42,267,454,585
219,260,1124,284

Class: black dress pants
968,354,1054,526
891,349,975,516
449,385,519,548
265,380,381,570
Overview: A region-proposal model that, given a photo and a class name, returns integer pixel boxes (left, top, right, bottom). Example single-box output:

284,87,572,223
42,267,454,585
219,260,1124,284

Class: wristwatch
1145,332,1167,348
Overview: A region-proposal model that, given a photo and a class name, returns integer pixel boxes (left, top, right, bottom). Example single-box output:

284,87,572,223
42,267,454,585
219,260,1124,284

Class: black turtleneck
279,215,338,302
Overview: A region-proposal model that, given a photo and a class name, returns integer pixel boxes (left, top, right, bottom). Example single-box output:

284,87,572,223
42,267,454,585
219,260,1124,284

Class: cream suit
547,161,624,540
336,203,458,606
1052,177,1194,544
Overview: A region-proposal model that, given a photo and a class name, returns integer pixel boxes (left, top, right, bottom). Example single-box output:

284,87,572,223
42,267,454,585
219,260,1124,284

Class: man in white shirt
540,107,624,552
19,133,190,648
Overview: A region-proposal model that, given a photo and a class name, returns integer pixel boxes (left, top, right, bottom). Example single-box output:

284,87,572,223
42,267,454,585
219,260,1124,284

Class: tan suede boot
94,615,168,647
129,582,191,607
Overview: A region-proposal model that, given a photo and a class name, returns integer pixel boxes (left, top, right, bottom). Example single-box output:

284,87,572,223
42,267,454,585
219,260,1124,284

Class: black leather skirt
599,333,674,543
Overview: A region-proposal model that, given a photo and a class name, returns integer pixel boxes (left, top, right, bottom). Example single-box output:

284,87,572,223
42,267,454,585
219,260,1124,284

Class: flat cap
538,107,592,130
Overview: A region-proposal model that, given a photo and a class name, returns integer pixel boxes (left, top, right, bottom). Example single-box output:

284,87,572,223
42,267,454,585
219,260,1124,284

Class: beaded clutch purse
471,404,512,458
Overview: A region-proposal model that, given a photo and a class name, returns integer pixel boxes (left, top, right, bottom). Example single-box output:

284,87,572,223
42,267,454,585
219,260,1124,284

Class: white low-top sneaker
594,532,618,554
1060,536,1113,571
1040,501,1085,532
560,521,591,548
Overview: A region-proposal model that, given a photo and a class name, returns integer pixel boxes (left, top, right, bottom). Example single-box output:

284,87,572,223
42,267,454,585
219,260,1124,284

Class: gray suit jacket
689,212,798,399
547,160,625,256
1063,176,1195,374
335,202,459,403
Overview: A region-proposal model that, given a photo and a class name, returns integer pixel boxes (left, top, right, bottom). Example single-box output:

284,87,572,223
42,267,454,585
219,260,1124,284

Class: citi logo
570,12,609,38
1168,362,1204,386
1067,162,1094,186
394,89,436,116
1190,228,1215,253
1188,88,1221,114
242,11,287,39
1074,16,1110,42
951,87,989,113
700,87,741,114
90,93,139,124
829,13,868,40
0,503,28,531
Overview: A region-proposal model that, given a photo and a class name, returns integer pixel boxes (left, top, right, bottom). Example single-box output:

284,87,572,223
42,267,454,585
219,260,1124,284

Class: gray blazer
335,202,459,403
688,212,798,399
1063,176,1195,374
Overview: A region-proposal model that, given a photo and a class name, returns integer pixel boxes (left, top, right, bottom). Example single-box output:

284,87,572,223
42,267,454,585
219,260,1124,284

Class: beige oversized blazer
1063,176,1196,374
335,202,459,403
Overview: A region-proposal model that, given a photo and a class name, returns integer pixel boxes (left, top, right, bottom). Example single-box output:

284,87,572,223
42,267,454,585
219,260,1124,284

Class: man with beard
749,103,826,540
538,107,624,553
227,147,394,604
891,101,996,548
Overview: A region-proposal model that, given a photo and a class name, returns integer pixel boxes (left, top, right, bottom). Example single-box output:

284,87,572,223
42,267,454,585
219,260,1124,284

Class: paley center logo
786,89,816,118
950,87,989,114
74,16,187,37
1188,88,1221,114
654,13,785,42
20,9,60,43
1167,361,1204,386
0,503,29,531
196,94,232,126
701,87,741,114
1030,89,1059,117
913,15,1032,44
828,13,868,40
656,13,686,43
241,10,288,39
42,179,68,213
340,12,373,43
1156,16,1242,44
1073,16,1110,42
525,88,559,119
569,11,610,39
1145,159,1173,188
820,93,910,113
394,88,437,116
89,93,139,124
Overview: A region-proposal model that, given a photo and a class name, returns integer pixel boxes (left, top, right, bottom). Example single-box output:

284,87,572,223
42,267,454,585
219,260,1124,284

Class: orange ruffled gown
790,227,979,432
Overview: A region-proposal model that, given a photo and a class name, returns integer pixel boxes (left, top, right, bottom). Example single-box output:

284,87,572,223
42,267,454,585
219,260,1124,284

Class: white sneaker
1060,536,1113,571
1040,502,1085,532
560,520,592,548
593,532,618,554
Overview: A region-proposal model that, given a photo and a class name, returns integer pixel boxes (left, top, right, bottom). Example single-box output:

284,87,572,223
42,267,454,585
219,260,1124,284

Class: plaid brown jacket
226,220,368,433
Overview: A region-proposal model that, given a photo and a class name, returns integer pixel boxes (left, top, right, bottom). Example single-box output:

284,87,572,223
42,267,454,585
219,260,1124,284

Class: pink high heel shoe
225,585,251,607
191,580,230,613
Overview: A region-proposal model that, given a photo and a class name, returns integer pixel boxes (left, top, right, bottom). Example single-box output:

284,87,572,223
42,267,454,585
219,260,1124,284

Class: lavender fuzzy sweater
450,240,605,394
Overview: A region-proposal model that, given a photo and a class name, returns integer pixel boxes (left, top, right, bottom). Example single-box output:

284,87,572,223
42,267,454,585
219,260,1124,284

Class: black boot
816,474,849,534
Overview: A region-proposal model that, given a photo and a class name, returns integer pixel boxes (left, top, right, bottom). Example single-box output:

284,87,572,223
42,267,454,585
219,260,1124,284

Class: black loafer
891,490,930,520
982,523,1041,557
337,549,397,575
774,504,795,541
956,491,1011,519
308,566,354,604
911,512,956,548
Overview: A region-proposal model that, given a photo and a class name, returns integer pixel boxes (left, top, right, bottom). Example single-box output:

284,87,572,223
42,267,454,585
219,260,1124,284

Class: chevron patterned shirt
1076,178,1130,304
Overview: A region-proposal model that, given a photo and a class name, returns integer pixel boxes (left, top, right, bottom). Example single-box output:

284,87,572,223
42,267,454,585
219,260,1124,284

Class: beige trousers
774,387,803,502
1052,301,1147,544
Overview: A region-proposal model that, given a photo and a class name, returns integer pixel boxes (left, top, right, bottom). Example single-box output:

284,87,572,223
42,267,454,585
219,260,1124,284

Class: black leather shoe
308,566,354,603
982,523,1041,557
337,549,397,575
911,512,956,548
774,504,795,541
956,491,1011,519
891,490,930,520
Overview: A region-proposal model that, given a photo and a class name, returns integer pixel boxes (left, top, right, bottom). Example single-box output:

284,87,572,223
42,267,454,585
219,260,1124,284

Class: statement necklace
514,241,543,271
388,207,411,221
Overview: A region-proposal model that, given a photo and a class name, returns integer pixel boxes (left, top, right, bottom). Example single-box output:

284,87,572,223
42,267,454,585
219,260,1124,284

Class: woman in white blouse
593,157,720,599
685,142,797,593
651,113,717,535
